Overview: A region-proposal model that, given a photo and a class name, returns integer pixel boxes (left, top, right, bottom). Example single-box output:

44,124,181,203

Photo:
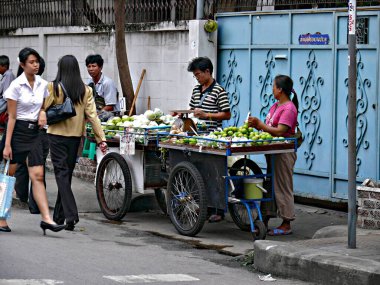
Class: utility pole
347,0,357,249
196,0,205,19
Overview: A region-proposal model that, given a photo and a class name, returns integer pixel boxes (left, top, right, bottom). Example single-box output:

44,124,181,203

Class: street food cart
92,126,171,220
157,135,297,239
91,118,297,240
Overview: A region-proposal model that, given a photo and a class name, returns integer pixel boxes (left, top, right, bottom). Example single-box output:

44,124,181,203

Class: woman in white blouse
0,48,65,235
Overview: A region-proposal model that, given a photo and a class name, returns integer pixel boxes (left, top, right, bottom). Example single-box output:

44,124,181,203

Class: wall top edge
3,21,190,37
216,6,380,18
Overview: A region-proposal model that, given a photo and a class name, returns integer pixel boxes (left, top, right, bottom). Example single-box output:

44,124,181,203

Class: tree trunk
114,0,135,114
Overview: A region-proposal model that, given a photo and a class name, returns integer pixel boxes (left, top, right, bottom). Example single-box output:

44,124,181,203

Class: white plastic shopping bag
0,160,16,219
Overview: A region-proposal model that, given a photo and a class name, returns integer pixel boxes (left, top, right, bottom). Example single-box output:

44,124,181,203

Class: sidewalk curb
254,240,380,285
313,225,380,239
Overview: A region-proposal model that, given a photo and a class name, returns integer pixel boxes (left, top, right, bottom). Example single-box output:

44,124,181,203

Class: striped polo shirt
189,80,230,130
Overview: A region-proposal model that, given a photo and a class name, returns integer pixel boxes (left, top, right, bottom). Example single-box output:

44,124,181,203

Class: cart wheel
96,152,132,220
252,220,267,240
154,188,167,214
167,161,207,236
228,159,263,231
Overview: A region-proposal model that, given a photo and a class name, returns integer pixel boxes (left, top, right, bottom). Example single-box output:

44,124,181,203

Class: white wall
0,35,40,76
0,21,217,115
126,30,194,113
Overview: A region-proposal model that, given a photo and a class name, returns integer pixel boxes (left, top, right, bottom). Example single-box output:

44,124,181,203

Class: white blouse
4,73,48,121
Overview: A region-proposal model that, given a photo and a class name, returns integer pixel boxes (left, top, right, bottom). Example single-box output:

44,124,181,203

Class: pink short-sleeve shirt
265,101,298,137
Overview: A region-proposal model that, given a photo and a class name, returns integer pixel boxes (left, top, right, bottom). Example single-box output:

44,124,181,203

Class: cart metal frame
94,128,297,240
158,136,297,239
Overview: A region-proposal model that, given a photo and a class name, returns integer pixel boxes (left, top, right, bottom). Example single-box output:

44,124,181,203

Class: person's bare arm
247,116,289,137
102,105,114,112
3,99,17,160
193,109,231,121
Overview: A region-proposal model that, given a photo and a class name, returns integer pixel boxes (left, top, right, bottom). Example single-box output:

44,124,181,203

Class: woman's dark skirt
3,120,40,164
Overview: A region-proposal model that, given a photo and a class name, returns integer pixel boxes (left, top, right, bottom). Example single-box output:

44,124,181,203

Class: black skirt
8,120,40,164
27,129,48,167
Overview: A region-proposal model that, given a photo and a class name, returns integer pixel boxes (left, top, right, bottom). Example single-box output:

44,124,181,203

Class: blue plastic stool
82,138,97,160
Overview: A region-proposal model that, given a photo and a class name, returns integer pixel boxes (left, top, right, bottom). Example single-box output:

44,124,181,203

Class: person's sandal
267,228,292,236
208,214,223,223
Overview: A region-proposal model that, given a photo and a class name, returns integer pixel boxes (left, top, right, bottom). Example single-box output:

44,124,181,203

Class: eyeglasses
193,71,205,79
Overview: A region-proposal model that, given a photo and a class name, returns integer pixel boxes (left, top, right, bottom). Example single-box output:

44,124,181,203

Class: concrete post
196,0,205,19
188,20,217,70
38,32,47,78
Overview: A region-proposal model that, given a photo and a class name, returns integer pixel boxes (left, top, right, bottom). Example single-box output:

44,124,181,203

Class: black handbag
46,82,76,125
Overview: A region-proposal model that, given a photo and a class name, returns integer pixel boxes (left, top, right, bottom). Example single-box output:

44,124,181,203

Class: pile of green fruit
88,110,174,141
211,123,284,146
171,137,199,146
164,123,286,149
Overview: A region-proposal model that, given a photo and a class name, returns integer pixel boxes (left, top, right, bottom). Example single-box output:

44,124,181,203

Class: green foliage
241,250,255,267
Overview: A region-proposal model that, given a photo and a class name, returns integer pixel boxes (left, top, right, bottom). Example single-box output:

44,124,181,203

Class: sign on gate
299,33,330,45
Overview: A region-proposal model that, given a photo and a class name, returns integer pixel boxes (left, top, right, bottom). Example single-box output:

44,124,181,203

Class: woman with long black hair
248,74,299,236
0,47,65,234
45,55,107,231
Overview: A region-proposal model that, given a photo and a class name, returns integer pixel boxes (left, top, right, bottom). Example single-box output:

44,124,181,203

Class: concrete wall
0,21,217,114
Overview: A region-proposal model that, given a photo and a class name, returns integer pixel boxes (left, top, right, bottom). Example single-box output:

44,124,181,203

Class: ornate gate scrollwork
300,50,323,170
221,50,242,126
259,50,276,121
343,50,370,173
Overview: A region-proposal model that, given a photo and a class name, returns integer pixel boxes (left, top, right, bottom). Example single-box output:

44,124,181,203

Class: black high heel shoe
0,225,11,232
40,221,66,235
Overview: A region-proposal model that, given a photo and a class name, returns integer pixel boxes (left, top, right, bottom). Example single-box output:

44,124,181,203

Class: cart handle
257,185,268,193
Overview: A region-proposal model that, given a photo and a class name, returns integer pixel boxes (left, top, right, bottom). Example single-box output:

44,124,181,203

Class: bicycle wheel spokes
171,169,200,231
103,160,125,213
96,153,132,221
167,161,207,236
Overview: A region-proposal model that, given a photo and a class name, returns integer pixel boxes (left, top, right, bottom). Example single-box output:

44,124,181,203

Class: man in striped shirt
188,57,231,223
188,57,231,131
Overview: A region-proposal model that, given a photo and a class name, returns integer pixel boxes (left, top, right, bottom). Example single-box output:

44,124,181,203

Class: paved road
42,172,348,257
0,207,311,285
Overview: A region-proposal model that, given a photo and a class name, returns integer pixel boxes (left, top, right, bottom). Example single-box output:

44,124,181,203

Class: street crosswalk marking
103,274,199,283
0,280,63,285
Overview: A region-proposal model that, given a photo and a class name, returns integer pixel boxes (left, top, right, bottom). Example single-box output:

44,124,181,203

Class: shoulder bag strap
59,82,68,99
197,92,209,108
197,81,217,108
197,84,211,108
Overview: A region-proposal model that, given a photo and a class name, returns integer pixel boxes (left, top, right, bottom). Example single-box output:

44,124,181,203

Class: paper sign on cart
120,128,135,155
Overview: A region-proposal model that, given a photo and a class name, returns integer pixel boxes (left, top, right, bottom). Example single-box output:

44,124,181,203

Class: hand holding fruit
247,116,264,130
193,108,207,119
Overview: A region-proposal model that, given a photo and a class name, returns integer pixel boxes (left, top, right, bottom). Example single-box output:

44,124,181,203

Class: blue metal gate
216,9,380,201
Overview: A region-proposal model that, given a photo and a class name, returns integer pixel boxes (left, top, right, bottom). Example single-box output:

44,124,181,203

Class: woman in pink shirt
248,75,298,236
